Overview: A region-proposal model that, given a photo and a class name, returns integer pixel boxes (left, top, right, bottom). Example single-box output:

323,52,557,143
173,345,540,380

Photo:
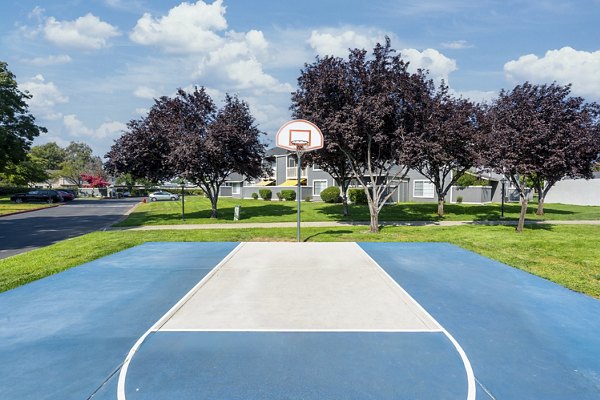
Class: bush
259,189,272,201
304,195,312,202
0,186,31,196
251,192,258,200
348,188,368,204
280,189,296,201
455,173,489,187
276,191,283,200
456,196,463,204
320,186,342,203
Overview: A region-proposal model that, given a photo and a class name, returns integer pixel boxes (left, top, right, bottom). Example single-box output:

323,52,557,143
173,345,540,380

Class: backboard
276,119,324,151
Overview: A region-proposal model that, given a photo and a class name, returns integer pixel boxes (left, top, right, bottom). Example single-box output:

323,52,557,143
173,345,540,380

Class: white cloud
504,47,600,100
135,107,149,115
224,59,292,92
21,54,72,66
133,85,158,99
20,74,69,120
43,13,120,50
130,0,227,54
401,48,457,83
441,40,473,49
307,28,387,57
63,114,126,139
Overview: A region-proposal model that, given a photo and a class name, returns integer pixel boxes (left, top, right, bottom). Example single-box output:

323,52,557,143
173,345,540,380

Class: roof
266,147,288,157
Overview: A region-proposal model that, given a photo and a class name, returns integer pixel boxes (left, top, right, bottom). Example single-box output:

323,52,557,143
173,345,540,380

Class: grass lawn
0,196,56,216
1,224,599,298
116,196,600,226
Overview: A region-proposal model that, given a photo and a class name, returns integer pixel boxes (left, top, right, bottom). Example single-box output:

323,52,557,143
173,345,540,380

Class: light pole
500,177,507,219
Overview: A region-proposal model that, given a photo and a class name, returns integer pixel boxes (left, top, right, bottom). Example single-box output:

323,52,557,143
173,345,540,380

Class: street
0,198,139,259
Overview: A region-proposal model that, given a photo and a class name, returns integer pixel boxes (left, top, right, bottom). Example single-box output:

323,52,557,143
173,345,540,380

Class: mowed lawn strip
1,224,598,298
116,196,600,226
0,196,56,216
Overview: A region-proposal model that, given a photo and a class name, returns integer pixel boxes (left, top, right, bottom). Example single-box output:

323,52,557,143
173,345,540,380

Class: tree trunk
210,196,218,218
369,202,379,232
342,194,349,217
437,197,445,217
536,196,545,216
516,197,528,233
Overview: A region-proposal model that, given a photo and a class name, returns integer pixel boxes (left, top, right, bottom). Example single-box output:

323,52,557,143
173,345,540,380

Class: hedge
280,189,296,201
259,189,272,200
320,186,341,203
348,188,368,204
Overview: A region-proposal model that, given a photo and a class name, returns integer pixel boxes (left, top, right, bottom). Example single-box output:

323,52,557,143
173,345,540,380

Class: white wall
545,178,600,206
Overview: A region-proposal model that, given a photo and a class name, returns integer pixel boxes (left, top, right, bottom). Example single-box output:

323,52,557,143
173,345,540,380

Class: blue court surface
0,242,599,400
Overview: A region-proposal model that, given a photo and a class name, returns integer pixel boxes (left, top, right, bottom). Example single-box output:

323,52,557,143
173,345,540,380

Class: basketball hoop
275,120,324,242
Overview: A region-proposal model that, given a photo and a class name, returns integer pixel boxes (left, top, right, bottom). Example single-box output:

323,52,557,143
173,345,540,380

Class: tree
0,61,47,172
81,173,109,188
483,82,600,232
115,173,136,193
106,87,267,218
59,141,103,186
291,56,355,216
170,91,266,218
0,154,48,186
292,39,425,232
30,142,67,170
405,82,482,216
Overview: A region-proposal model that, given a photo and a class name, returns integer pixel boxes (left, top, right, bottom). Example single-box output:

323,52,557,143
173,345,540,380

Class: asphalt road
0,198,139,259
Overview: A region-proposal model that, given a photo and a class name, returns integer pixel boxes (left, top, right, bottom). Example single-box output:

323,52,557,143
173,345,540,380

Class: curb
103,201,143,230
0,204,60,218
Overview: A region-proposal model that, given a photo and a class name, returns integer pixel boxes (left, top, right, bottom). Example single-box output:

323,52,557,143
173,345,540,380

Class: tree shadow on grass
303,230,354,242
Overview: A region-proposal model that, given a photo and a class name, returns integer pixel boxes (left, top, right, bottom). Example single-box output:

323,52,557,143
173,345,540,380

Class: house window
413,180,434,198
312,164,322,171
232,182,241,194
313,180,328,196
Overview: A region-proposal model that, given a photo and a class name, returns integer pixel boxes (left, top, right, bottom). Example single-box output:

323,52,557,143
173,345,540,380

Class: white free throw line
355,243,477,400
116,242,245,400
158,328,444,333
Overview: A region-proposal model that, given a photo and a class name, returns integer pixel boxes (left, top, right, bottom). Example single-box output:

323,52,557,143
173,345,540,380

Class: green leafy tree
0,154,48,186
0,61,47,172
59,141,104,186
30,142,67,170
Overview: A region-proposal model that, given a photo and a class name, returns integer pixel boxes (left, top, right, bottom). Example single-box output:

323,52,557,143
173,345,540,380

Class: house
545,172,600,206
220,148,497,204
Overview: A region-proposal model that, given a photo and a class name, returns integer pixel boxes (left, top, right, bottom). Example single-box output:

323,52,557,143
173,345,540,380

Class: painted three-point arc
276,119,324,242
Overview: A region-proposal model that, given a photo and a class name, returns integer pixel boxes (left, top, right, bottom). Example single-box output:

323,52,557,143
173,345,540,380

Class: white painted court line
355,243,476,400
116,242,245,400
159,328,444,333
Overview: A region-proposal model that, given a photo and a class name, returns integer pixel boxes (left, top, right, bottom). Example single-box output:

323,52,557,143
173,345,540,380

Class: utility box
234,205,241,221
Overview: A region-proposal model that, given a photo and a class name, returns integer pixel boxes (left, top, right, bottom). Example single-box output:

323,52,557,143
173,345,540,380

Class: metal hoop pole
296,150,302,242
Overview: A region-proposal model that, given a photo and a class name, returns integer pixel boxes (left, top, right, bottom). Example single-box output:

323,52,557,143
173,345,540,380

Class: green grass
0,196,56,215
1,224,599,298
116,196,600,226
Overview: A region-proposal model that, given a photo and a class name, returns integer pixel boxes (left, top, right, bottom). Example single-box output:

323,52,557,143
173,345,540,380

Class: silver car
148,191,179,201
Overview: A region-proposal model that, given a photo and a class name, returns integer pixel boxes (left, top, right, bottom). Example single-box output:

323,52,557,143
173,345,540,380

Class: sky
2,0,600,159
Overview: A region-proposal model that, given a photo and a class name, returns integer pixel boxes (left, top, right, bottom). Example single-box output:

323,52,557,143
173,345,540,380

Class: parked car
10,190,63,204
148,191,179,201
59,189,77,198
57,190,75,201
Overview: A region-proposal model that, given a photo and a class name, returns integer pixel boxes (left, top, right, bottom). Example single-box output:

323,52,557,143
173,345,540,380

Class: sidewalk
106,219,600,231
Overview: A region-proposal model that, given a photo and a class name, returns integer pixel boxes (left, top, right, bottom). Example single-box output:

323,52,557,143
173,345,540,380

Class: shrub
455,173,489,187
456,196,463,204
320,186,342,203
303,195,312,202
259,189,272,201
348,188,368,204
276,191,283,200
251,192,258,200
280,189,296,201
0,186,31,196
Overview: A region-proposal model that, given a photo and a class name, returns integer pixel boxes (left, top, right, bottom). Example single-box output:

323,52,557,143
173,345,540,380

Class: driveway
0,198,139,259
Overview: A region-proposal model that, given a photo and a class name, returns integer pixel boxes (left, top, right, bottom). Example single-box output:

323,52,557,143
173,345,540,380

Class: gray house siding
545,173,600,206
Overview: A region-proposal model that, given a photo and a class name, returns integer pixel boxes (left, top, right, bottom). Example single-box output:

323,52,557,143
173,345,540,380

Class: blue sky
2,0,600,158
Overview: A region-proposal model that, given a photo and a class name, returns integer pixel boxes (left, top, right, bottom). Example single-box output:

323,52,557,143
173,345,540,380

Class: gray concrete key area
0,198,139,258
160,242,440,331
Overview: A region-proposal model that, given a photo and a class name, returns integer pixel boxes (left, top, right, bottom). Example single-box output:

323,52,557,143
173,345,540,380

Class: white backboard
275,119,324,151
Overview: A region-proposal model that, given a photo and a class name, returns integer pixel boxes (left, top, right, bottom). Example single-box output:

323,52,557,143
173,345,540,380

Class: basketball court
1,242,599,399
